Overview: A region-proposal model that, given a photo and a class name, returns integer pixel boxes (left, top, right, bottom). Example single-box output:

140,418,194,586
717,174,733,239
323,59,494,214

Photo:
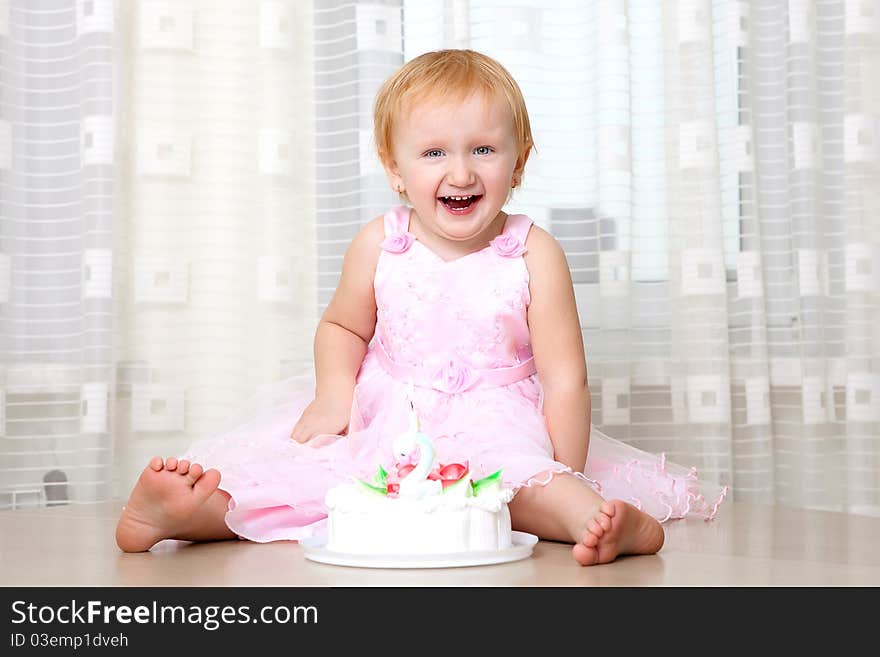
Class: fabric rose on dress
490,233,526,257
380,231,415,254
431,358,480,394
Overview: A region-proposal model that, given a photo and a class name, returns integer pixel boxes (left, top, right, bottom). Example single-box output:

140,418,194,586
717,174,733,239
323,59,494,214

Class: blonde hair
373,49,535,174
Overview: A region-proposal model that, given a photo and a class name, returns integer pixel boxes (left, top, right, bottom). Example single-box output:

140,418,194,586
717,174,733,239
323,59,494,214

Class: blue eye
474,146,493,155
424,149,443,158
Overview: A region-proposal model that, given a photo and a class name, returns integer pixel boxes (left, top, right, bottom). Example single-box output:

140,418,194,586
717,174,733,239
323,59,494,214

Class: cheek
484,157,517,182
485,169,515,191
406,164,440,186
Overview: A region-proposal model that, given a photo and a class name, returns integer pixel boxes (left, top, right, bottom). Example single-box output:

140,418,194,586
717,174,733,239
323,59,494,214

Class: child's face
384,91,523,247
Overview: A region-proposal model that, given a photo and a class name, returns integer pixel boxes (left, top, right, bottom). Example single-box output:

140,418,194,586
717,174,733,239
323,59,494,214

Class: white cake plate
300,531,538,569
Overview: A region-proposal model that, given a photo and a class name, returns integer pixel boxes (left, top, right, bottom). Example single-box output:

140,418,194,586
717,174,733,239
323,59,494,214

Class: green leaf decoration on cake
471,470,503,497
371,465,388,488
354,477,388,497
442,472,473,498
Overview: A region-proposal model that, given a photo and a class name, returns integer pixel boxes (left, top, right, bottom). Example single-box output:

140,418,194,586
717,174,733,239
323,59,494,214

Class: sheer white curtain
1,0,318,506
109,1,317,498
2,1,878,516
0,0,116,507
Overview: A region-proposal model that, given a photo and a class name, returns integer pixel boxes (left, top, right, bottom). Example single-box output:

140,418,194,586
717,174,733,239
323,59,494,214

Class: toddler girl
116,49,726,565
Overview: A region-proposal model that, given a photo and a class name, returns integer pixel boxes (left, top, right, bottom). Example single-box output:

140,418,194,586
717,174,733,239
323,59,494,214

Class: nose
446,155,475,188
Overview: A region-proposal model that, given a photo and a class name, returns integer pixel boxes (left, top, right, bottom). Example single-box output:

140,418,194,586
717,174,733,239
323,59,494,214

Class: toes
597,512,612,532
572,543,599,566
582,530,600,548
600,500,616,517
192,468,221,504
587,518,605,538
176,460,190,475
185,463,204,485
148,457,163,471
165,457,178,471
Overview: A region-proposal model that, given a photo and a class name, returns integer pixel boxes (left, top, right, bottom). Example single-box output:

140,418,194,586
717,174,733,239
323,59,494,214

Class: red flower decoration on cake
386,460,470,497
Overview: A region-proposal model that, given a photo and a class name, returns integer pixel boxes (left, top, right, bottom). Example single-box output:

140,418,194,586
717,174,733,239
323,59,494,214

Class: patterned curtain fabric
0,0,116,507
1,1,878,516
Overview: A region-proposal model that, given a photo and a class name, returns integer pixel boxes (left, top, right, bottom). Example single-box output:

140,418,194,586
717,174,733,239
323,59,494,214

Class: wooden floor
1,499,879,586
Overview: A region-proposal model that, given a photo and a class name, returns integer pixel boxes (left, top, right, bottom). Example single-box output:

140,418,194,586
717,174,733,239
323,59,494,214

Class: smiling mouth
439,195,483,212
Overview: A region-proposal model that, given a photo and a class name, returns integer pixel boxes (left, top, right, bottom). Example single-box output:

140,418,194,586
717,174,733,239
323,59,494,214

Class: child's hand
289,396,350,443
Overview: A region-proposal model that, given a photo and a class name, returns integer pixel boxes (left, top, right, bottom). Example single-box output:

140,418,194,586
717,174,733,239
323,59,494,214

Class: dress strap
502,213,533,245
383,205,411,236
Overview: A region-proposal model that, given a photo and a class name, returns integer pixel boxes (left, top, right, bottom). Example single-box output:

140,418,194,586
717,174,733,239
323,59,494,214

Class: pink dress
183,205,728,542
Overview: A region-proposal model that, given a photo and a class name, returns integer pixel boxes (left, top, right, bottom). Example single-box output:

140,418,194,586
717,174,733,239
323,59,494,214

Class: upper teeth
445,196,474,200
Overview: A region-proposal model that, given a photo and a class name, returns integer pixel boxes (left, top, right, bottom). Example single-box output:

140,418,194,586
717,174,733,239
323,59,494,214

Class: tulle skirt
182,350,727,542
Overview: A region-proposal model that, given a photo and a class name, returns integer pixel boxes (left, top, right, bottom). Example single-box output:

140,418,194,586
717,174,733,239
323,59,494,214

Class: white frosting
325,481,514,555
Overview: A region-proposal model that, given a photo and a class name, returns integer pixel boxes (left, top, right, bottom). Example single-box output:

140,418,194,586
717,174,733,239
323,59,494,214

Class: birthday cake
324,400,514,555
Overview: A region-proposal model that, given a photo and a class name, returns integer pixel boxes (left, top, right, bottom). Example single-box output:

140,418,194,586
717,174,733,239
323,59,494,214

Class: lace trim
606,452,728,522
511,455,728,523
513,466,602,494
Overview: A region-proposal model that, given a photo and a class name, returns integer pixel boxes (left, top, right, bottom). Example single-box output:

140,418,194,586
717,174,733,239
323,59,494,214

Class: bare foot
115,457,222,553
571,499,665,566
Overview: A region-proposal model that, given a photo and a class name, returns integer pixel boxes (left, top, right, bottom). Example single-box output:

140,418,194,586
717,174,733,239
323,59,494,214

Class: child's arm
524,227,591,472
289,216,385,442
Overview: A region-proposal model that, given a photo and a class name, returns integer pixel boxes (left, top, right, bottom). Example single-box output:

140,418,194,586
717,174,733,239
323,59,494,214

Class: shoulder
523,224,571,282
522,225,580,334
350,214,386,251
325,215,387,295
343,214,386,271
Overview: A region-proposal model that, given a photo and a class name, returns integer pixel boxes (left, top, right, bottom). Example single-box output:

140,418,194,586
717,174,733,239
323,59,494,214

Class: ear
381,156,405,193
510,148,531,189
514,146,532,178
